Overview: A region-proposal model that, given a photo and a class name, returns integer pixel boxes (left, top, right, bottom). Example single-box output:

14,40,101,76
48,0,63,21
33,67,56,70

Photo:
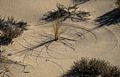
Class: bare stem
53,21,61,40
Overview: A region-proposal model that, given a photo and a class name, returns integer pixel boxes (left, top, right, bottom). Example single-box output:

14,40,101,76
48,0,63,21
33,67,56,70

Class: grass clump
61,57,120,77
0,17,28,45
15,20,96,59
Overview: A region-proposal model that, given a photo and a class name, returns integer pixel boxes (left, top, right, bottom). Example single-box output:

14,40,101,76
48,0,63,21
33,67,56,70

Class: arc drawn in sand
4,2,118,60
0,1,119,77
0,48,30,77
9,22,94,57
6,22,118,60
6,3,92,59
5,25,118,76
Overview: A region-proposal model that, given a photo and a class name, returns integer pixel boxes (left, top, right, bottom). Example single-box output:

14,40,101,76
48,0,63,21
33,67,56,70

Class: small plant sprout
61,57,120,77
0,17,28,45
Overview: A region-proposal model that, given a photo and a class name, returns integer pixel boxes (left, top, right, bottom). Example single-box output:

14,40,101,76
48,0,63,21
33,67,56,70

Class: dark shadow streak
0,36,12,46
72,0,90,4
95,8,120,27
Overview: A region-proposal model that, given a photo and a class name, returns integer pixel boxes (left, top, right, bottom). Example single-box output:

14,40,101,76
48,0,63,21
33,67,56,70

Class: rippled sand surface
0,0,120,77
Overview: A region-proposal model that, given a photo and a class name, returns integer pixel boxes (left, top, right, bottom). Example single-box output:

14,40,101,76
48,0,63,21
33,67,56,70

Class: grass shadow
40,3,90,24
71,0,90,4
95,8,120,27
0,17,28,46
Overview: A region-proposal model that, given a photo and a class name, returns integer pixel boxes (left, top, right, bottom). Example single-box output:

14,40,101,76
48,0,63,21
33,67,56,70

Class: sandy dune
0,0,120,77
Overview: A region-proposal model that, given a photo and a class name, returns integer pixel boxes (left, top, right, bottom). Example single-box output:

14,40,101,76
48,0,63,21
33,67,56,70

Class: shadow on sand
95,8,120,27
72,0,90,4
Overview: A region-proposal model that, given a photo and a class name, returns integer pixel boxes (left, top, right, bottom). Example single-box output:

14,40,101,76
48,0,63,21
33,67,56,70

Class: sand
0,0,120,77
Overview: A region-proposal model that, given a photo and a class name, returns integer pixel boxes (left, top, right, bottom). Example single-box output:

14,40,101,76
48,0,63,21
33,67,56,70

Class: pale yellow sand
0,0,120,77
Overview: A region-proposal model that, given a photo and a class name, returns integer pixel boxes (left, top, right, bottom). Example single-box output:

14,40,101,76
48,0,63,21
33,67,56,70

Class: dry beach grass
0,0,120,77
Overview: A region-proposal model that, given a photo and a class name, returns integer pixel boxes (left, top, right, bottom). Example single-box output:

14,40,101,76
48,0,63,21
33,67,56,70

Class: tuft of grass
14,21,78,58
61,57,120,77
0,17,28,45
14,4,93,59
14,20,96,59
14,17,98,60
